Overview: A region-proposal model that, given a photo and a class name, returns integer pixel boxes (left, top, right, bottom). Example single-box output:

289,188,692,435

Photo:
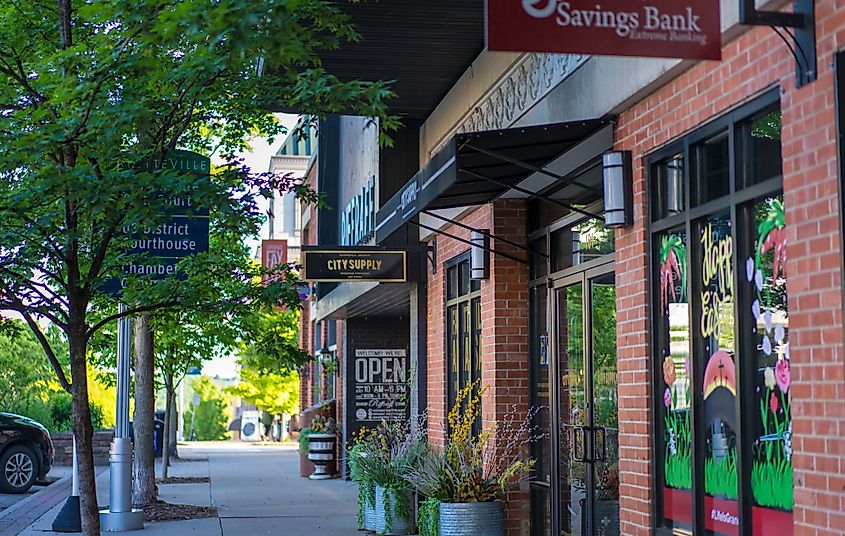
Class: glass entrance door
553,267,618,536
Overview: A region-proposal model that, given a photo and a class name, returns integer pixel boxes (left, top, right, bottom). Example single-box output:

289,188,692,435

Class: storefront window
746,195,792,533
446,255,481,431
550,217,614,273
656,229,693,531
650,91,787,536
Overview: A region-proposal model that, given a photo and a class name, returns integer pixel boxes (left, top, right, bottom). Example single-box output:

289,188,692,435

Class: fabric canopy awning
375,119,611,243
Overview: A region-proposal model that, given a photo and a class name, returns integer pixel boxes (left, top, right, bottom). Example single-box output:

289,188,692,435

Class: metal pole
71,436,79,497
99,303,144,532
51,436,82,532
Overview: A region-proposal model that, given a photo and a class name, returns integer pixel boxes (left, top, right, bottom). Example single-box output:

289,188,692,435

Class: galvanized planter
360,482,377,532
374,485,413,535
439,501,504,536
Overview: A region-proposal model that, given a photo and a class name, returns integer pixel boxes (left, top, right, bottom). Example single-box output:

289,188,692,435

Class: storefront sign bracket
407,218,529,266
422,209,549,259
739,0,816,87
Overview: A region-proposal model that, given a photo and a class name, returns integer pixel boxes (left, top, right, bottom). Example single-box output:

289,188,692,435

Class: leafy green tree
227,368,300,417
183,376,231,441
0,322,56,415
0,2,392,533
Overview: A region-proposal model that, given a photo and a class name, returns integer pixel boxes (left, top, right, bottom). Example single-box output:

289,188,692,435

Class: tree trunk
68,331,100,536
132,316,158,506
161,373,173,480
168,386,178,459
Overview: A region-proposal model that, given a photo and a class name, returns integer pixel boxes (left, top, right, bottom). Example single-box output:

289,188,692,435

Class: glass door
552,266,618,536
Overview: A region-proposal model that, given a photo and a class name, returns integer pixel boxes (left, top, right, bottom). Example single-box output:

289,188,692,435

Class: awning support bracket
462,141,603,196
422,209,549,259
740,0,816,87
461,168,603,221
407,219,529,266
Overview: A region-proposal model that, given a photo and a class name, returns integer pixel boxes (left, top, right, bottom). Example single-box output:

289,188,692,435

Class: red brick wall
425,200,531,536
615,7,845,534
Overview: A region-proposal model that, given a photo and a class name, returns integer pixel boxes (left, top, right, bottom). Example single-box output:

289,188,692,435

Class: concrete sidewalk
12,442,360,536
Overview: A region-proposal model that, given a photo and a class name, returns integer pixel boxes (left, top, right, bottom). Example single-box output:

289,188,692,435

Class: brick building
295,1,845,535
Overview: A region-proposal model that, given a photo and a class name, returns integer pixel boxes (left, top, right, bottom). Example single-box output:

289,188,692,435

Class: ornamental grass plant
350,418,427,534
405,380,540,504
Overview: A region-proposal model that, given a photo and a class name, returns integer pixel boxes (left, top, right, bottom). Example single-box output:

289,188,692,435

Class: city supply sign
103,150,210,296
302,248,407,283
486,0,721,60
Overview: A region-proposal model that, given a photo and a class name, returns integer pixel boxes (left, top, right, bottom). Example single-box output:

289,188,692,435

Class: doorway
551,265,619,536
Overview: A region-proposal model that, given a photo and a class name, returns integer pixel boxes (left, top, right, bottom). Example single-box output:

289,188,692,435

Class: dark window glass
313,321,321,353
530,489,552,536
652,154,686,221
741,109,782,187
693,132,730,205
446,256,482,430
529,286,550,484
551,218,614,273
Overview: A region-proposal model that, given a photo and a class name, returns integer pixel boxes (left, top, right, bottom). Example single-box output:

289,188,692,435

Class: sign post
100,150,210,532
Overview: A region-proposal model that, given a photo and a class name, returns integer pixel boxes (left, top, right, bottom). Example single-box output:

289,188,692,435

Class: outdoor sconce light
666,156,684,215
602,150,633,228
470,230,490,280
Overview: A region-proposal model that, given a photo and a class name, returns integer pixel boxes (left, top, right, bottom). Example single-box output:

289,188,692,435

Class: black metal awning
375,119,611,243
270,1,485,118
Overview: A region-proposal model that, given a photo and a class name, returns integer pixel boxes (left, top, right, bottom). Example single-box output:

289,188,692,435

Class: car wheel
0,445,40,494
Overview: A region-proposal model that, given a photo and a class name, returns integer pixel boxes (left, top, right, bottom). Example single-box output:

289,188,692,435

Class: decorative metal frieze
430,53,588,156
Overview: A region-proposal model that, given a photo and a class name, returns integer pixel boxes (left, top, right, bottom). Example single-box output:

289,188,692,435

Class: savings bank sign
487,0,721,60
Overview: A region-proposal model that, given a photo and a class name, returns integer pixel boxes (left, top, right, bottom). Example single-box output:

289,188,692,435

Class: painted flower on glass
663,356,676,386
659,235,686,309
762,335,772,356
764,309,772,333
770,391,779,413
757,197,787,278
775,358,790,393
774,323,785,344
755,269,764,291
668,426,677,456
664,387,672,408
764,367,776,390
746,257,755,282
752,299,761,321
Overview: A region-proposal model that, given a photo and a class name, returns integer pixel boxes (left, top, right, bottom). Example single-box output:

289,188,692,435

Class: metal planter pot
359,482,377,532
439,501,504,536
306,433,336,480
374,485,413,535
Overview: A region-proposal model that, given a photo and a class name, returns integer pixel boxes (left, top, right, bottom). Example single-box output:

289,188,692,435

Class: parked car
0,412,54,493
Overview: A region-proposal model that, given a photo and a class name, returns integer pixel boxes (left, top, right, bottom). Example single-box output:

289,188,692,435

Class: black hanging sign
301,248,407,283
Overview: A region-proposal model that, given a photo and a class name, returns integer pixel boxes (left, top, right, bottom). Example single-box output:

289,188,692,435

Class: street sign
302,248,407,283
103,150,211,296
487,0,721,60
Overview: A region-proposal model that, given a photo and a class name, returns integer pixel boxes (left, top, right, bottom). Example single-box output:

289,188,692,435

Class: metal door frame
548,257,615,536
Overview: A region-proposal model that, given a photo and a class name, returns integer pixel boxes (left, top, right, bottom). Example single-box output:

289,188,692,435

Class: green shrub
48,391,105,432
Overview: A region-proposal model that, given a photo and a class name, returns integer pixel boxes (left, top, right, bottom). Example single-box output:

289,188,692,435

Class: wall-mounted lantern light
602,150,633,228
470,230,490,280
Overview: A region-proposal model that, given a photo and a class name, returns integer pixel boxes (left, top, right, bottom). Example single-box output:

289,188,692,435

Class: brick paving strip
0,468,106,536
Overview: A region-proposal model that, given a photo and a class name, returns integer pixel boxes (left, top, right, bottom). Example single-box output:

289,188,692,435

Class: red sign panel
486,0,721,60
261,239,288,279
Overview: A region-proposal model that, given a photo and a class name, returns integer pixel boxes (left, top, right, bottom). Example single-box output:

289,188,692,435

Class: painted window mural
650,92,788,535
698,215,738,536
657,229,692,530
747,195,792,534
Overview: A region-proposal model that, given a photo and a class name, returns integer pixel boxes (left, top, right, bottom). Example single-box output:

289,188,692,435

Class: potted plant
353,421,426,536
349,441,377,532
405,381,538,536
305,414,337,480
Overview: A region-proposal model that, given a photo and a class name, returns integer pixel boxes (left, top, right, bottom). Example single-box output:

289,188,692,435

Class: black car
0,412,54,493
